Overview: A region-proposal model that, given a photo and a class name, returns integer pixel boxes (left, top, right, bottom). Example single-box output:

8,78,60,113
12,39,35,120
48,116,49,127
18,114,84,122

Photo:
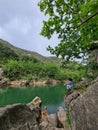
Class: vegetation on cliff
0,39,87,82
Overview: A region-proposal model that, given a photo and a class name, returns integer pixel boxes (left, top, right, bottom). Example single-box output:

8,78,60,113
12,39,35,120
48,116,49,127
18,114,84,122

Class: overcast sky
0,0,59,56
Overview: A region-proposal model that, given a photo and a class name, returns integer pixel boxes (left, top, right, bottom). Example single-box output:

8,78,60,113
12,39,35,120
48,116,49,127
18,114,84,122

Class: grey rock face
0,95,66,130
65,81,98,130
0,102,41,130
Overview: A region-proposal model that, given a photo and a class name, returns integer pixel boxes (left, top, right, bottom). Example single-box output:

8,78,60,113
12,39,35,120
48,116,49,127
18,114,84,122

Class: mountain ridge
0,38,60,64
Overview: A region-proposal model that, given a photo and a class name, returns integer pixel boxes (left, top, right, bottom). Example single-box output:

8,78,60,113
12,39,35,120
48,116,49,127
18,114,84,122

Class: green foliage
0,41,18,63
0,39,60,64
3,60,59,80
3,59,86,81
85,61,98,80
55,69,67,80
3,60,42,80
66,106,71,125
60,61,86,81
0,39,87,82
43,63,58,78
38,0,98,60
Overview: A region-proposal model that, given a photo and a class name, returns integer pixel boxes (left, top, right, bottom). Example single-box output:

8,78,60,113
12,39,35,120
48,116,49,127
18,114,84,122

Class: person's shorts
66,85,72,90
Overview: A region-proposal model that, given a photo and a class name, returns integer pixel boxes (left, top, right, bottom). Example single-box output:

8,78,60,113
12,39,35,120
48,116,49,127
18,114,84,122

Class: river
0,84,67,113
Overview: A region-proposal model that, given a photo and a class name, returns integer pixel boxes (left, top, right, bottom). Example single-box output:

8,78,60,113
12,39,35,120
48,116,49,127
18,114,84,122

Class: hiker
64,78,74,92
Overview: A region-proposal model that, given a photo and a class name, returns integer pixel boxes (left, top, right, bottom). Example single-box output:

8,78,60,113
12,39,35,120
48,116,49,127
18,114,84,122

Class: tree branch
76,10,98,28
65,2,75,13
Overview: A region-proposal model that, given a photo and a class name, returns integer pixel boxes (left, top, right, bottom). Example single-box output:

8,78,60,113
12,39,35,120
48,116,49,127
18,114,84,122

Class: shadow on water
0,84,67,113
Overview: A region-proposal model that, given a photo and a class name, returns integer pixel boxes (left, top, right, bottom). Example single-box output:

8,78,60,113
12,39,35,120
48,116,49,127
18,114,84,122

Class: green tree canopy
38,0,98,60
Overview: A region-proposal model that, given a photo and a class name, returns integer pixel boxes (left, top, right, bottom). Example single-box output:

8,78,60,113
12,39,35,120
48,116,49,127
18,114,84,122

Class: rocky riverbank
0,68,63,87
0,96,70,130
0,78,63,87
0,77,98,130
64,77,98,130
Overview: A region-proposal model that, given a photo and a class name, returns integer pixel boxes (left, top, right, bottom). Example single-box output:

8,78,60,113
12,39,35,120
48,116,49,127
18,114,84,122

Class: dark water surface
0,85,67,113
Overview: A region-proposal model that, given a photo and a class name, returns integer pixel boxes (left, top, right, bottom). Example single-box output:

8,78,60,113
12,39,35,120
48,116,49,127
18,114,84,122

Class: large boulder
0,97,42,130
0,96,67,130
64,81,98,130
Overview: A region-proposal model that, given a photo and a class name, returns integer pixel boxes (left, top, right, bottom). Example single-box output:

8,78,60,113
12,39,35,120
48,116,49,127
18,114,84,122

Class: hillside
0,38,88,83
0,39,60,64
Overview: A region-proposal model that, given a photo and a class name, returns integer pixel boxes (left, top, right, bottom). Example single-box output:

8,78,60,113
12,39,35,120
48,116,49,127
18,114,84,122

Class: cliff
64,77,98,130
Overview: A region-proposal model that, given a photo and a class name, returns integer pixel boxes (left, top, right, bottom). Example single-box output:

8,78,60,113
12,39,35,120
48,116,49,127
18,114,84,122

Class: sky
0,0,59,56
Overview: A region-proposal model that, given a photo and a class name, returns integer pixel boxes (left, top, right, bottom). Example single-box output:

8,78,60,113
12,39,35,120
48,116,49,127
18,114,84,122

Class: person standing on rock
64,78,74,92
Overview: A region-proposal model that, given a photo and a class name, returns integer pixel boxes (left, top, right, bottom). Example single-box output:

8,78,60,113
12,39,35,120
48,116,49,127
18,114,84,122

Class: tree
38,0,98,61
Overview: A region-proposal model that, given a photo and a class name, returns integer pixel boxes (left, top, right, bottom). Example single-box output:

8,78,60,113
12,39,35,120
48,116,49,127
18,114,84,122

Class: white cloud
0,27,7,38
0,27,12,41
5,17,32,35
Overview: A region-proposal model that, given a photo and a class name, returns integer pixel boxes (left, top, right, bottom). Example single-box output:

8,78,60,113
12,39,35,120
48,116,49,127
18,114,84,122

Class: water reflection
43,101,65,114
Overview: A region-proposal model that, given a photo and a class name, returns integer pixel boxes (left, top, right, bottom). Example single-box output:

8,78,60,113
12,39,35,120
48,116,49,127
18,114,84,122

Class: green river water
0,84,67,113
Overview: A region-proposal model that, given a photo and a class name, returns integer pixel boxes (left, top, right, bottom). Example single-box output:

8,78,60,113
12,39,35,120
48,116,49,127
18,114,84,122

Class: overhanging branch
76,10,98,28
